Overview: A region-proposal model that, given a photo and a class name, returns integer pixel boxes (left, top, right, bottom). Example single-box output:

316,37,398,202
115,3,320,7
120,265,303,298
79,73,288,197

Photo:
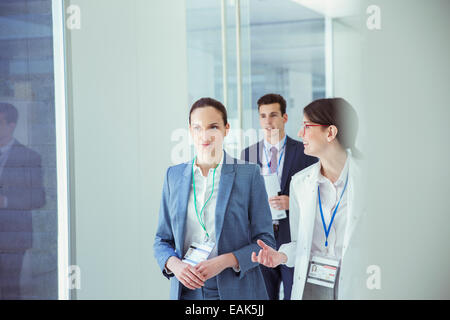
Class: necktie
270,146,278,174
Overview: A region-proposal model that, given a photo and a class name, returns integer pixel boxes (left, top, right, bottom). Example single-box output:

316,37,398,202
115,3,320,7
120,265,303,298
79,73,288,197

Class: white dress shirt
261,135,287,225
166,150,243,275
310,156,350,262
261,135,287,186
183,152,223,259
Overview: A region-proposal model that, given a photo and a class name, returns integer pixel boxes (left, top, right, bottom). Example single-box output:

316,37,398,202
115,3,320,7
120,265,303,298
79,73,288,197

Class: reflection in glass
0,0,58,299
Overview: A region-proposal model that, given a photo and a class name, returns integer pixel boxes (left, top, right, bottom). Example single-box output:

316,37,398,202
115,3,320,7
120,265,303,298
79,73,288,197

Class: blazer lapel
176,162,192,252
179,152,237,253
280,136,295,193
214,153,236,250
256,140,264,168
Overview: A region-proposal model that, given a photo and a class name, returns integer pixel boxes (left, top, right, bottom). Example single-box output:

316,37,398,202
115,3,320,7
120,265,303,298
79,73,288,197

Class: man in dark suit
241,94,316,300
0,103,45,299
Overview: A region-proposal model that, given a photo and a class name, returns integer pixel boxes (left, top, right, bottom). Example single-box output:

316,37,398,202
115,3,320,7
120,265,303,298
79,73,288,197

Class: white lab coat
279,152,365,300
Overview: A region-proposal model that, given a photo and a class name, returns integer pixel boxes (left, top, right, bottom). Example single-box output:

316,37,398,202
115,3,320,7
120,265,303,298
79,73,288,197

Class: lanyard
192,156,218,239
318,172,349,247
263,136,287,175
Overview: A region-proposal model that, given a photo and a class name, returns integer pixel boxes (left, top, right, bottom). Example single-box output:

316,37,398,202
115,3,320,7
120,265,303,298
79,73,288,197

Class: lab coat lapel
342,156,362,257
300,163,321,248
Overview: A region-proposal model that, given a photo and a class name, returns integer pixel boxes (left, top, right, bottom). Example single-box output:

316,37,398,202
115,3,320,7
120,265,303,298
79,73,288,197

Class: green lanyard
192,156,219,239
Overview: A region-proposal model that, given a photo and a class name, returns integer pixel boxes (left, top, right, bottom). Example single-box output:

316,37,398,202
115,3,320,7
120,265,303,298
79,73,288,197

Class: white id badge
182,241,215,266
306,255,340,288
263,174,287,220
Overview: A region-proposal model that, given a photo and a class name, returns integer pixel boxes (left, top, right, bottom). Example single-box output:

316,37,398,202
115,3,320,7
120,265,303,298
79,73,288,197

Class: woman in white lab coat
251,98,364,300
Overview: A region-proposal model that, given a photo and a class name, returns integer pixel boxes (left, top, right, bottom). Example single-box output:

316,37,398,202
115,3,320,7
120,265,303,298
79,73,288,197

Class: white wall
63,0,450,300
332,0,450,299
65,0,188,299
332,14,365,152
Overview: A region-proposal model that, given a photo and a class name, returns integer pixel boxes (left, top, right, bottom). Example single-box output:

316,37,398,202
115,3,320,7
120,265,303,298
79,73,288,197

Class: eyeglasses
299,122,329,136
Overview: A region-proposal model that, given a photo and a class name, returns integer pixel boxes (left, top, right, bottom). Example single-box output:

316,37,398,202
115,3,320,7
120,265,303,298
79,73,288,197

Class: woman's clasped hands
166,254,234,290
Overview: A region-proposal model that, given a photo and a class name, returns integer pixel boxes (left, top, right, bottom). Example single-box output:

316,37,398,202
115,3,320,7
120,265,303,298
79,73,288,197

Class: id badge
182,240,215,266
262,174,287,220
306,255,340,288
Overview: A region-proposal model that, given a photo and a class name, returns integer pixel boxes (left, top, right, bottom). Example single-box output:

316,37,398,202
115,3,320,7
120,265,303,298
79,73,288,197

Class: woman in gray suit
154,97,275,300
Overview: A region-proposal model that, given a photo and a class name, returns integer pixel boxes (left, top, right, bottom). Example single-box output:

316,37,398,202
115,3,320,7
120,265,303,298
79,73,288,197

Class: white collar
263,135,287,152
193,150,224,176
318,150,350,186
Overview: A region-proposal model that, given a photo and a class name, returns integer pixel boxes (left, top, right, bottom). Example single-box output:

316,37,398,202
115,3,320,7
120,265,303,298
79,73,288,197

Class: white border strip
52,0,70,300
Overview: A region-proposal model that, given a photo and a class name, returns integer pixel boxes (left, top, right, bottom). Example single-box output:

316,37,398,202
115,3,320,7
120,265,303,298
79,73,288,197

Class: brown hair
257,94,287,115
303,98,361,157
189,97,228,125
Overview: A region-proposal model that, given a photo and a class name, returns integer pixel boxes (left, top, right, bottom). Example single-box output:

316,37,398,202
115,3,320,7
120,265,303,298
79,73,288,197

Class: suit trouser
180,276,220,300
0,252,26,300
261,227,294,300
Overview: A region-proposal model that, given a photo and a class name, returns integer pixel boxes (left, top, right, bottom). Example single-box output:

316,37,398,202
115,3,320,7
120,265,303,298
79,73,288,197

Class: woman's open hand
251,239,287,268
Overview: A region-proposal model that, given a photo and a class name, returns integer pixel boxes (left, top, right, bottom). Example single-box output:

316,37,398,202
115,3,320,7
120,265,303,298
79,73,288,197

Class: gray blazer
153,152,275,300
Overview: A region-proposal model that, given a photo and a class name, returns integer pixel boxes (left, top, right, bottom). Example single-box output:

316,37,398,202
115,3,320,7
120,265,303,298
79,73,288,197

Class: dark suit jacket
0,140,46,252
241,135,317,247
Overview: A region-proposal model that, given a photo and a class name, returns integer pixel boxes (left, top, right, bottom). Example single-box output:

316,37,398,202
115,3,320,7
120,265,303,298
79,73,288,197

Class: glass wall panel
0,0,59,299
186,0,252,156
185,0,327,153
244,0,326,145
